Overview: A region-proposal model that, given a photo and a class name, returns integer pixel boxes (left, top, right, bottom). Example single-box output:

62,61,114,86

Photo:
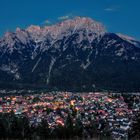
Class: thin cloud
44,20,52,25
104,8,115,11
58,15,70,20
104,6,120,12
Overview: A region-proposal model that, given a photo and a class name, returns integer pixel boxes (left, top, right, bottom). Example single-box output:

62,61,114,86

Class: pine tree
130,113,140,139
36,119,50,139
74,118,83,137
65,113,74,138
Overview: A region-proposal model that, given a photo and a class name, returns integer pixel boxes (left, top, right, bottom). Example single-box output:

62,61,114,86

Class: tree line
0,111,112,140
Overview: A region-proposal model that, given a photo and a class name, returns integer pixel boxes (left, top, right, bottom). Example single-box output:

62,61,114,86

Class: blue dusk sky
0,0,140,39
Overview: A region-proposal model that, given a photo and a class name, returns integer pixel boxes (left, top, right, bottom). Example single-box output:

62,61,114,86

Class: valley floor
0,91,140,139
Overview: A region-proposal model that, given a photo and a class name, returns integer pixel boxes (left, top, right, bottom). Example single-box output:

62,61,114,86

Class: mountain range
0,17,140,91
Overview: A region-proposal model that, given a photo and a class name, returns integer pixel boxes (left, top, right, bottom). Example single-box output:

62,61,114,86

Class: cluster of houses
0,92,140,139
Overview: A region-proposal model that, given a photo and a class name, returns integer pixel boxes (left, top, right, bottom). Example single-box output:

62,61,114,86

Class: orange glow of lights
70,100,75,106
56,120,64,126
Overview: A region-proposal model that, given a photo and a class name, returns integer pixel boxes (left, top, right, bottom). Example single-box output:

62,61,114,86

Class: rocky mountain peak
58,16,106,33
25,17,106,41
1,32,16,48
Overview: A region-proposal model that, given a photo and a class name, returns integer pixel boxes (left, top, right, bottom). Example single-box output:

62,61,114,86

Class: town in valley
0,91,140,139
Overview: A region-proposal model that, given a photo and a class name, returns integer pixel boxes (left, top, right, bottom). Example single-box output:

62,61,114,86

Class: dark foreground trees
0,112,112,140
0,112,31,139
129,113,140,139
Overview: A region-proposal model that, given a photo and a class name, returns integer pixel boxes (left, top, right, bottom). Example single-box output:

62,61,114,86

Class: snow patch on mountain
117,33,140,48
47,57,56,84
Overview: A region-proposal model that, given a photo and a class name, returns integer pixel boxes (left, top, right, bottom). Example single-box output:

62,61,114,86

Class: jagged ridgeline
0,17,140,91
